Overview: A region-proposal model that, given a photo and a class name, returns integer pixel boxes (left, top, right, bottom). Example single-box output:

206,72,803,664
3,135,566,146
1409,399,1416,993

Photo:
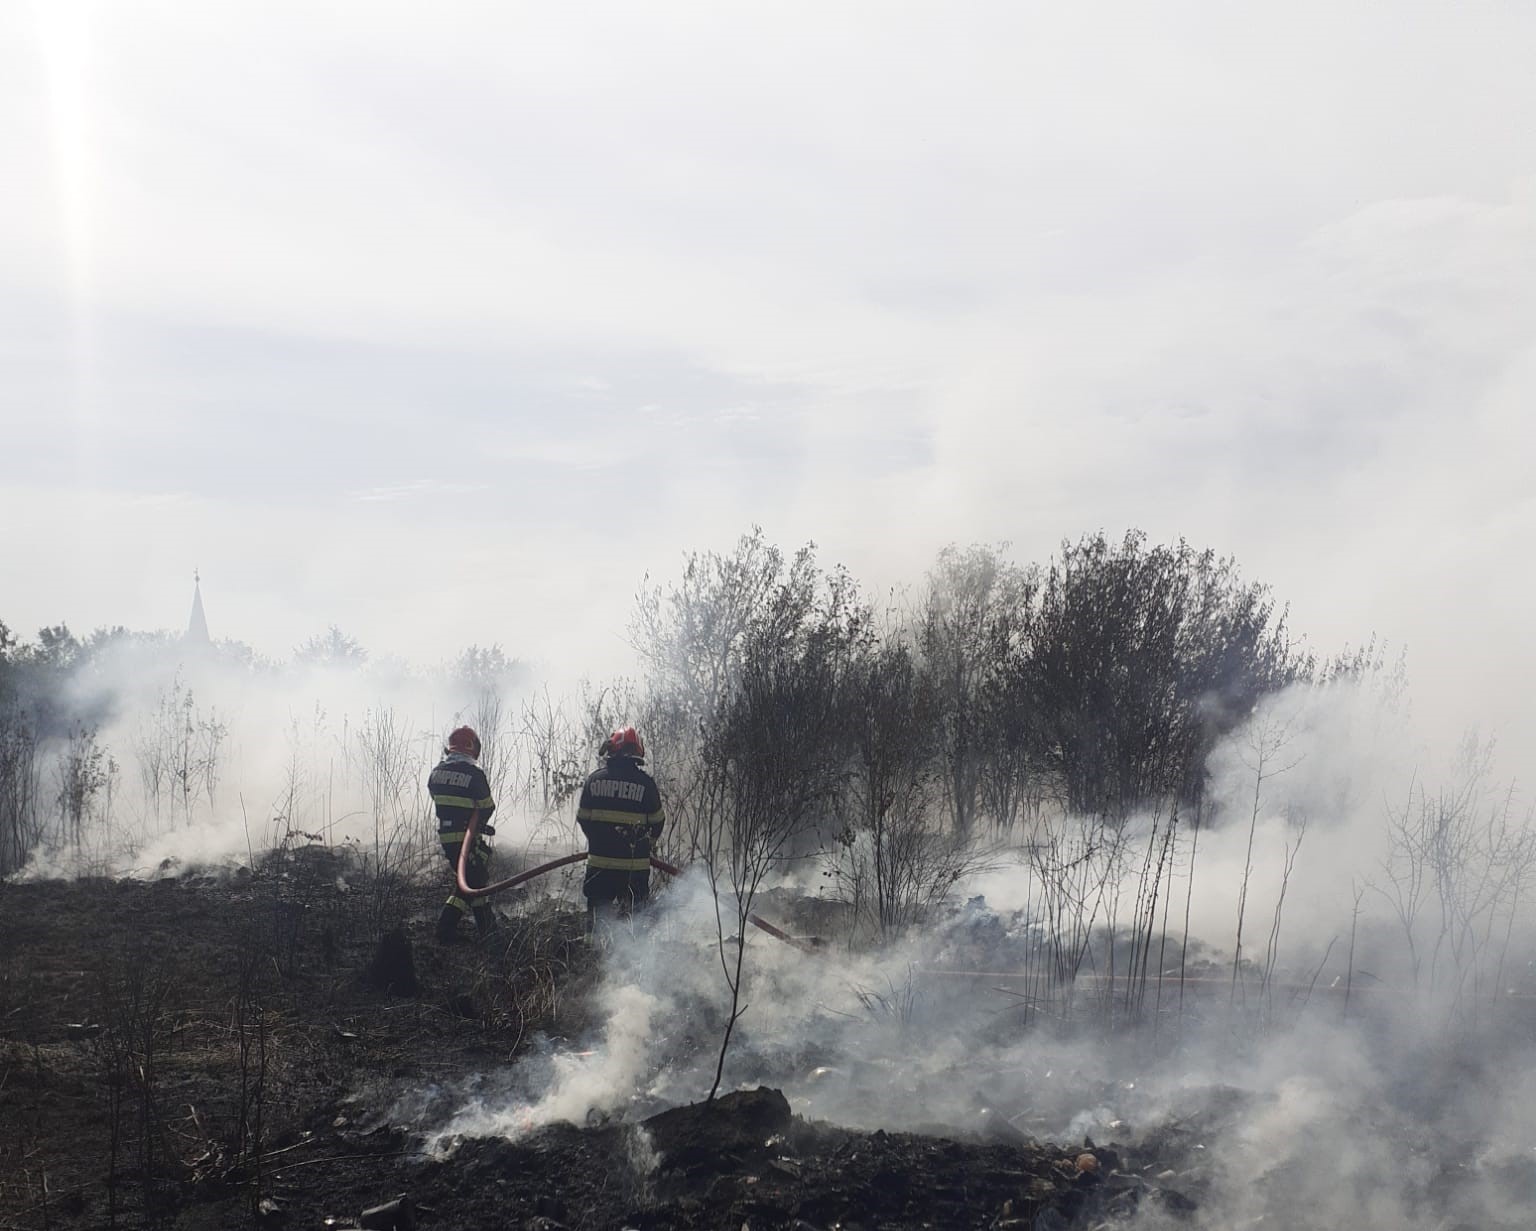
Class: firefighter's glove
481,823,496,837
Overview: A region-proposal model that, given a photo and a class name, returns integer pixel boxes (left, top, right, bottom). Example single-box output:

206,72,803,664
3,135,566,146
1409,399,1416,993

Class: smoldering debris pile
344,1086,1197,1231
355,1057,1536,1231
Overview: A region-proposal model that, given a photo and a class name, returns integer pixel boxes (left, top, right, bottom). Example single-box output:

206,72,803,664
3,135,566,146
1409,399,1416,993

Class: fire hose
453,813,816,954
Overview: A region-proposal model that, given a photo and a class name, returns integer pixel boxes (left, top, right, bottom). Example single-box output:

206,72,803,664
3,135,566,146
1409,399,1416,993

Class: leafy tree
633,527,823,727
836,635,980,938
917,545,1037,839
208,638,271,672
294,626,368,669
1025,531,1301,819
82,625,175,654
632,528,830,857
453,643,529,693
632,529,874,1093
699,562,864,1097
23,624,81,671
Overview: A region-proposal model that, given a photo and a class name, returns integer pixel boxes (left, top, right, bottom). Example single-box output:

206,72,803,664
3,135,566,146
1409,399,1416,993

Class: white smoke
434,982,662,1145
11,612,1535,1224
402,674,1536,1228
8,635,577,881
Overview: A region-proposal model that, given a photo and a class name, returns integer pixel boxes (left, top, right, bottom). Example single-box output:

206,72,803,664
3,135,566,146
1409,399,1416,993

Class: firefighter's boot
473,905,499,941
435,903,463,945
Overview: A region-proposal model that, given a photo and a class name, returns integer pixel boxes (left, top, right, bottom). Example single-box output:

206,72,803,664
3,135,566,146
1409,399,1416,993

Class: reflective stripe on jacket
428,752,495,836
576,756,664,873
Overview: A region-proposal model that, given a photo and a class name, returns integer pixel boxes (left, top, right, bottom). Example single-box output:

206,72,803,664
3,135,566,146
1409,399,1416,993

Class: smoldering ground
386,865,1536,1229
378,681,1536,1230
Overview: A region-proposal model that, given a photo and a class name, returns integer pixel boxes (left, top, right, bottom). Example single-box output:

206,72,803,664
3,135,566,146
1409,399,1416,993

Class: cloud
348,479,489,503
0,0,1532,753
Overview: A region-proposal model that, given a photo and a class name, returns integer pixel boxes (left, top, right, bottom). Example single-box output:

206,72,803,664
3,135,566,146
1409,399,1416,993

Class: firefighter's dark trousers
437,833,496,940
583,866,650,934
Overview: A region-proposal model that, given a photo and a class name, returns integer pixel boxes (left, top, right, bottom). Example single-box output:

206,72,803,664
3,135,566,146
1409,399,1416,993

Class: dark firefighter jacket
576,756,664,872
428,752,496,848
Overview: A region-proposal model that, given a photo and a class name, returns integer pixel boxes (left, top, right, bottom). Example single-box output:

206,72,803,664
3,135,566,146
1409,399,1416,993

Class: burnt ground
0,847,1193,1231
2,848,1531,1230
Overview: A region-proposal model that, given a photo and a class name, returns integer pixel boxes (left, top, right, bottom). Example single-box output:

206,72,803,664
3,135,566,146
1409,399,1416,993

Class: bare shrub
53,722,117,856
94,943,184,1221
518,687,589,846
0,707,43,876
1229,713,1305,1007
133,677,226,832
349,707,432,936
700,623,855,1098
1376,733,1536,1030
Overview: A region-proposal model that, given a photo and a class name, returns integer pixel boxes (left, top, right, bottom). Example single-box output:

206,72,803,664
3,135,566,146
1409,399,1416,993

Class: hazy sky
3,1,1533,741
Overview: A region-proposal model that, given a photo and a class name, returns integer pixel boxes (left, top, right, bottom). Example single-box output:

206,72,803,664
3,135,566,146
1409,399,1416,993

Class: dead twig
257,1136,321,1163
267,1150,428,1173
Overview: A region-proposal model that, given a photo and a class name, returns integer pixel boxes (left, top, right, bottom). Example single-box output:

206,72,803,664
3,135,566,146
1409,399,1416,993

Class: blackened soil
0,855,1189,1231
245,1089,1127,1231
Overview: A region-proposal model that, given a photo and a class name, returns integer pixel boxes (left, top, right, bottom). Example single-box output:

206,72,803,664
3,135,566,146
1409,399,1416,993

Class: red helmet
607,725,644,759
446,726,481,758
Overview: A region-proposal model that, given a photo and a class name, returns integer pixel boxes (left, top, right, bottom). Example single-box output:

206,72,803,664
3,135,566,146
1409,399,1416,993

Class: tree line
634,530,1312,828
617,527,1363,946
1,527,1330,894
15,529,1530,1038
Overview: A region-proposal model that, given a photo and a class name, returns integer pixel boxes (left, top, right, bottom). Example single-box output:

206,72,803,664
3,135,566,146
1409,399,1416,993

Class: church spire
187,569,210,644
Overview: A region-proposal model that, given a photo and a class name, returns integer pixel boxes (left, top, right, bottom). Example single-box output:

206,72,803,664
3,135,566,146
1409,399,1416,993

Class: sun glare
33,0,99,491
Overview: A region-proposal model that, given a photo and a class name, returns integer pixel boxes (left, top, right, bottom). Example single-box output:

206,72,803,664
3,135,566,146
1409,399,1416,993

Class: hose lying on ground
454,814,816,953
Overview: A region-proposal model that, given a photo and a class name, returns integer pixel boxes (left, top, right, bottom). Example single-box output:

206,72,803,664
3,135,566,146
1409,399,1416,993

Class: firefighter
428,725,499,943
576,725,665,933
